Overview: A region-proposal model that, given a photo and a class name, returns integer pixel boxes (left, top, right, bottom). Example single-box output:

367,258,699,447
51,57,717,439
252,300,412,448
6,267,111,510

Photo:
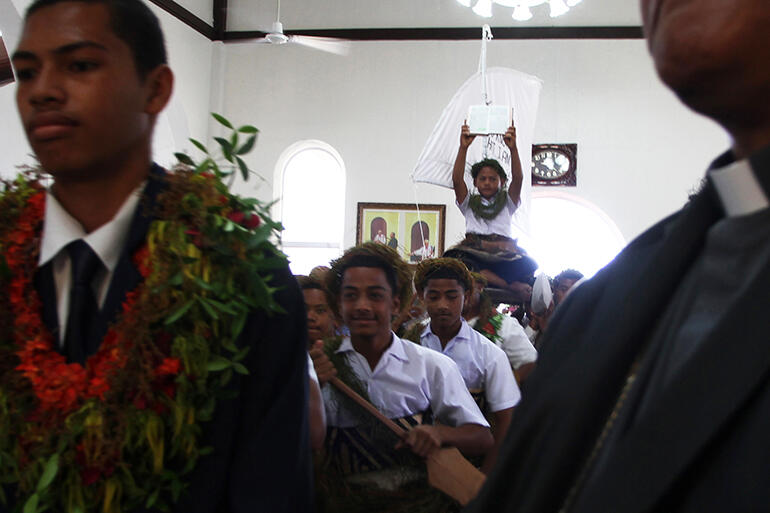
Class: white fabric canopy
411,67,542,237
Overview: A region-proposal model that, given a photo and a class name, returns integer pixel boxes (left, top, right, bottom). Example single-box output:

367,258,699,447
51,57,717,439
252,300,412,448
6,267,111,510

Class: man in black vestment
466,0,770,512
6,1,312,511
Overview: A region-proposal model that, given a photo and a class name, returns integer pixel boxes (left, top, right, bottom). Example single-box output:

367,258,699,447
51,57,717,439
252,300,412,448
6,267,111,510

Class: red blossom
5,194,140,416
483,322,495,334
132,244,152,277
227,211,245,225
155,357,181,377
244,214,261,229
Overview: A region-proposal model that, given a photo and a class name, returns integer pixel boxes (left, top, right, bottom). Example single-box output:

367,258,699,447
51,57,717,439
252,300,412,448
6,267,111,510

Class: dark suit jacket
26,166,313,513
466,151,770,513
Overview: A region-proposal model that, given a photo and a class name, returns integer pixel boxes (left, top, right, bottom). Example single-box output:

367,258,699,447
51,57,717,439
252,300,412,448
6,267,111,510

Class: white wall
219,38,728,251
0,0,31,177
227,0,642,31
145,1,214,167
0,0,215,176
0,1,730,254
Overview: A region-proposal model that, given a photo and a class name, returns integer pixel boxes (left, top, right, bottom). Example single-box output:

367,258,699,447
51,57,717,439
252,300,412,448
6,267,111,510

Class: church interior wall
0,1,729,256
219,38,728,252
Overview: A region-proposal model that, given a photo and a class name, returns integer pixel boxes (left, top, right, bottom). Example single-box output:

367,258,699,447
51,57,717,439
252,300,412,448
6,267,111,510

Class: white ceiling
220,0,642,33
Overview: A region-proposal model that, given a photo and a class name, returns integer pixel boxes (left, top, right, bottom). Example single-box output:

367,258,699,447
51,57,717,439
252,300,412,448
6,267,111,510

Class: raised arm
503,125,523,206
453,123,476,205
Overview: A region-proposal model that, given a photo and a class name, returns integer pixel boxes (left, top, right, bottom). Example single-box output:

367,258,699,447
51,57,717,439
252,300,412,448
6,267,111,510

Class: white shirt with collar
420,319,520,412
467,314,538,370
322,333,489,429
457,192,518,237
708,158,769,217
37,184,144,345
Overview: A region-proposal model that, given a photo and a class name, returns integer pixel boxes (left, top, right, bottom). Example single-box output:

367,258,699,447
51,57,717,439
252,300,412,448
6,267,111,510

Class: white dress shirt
323,334,489,429
457,192,518,237
420,319,520,412
37,184,144,345
467,314,538,370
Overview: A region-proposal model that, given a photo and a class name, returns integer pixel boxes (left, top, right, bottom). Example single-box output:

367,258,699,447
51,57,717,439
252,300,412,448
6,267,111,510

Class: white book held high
467,105,512,135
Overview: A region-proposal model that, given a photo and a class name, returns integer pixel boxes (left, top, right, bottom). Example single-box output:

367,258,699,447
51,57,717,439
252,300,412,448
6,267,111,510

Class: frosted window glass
518,195,626,279
279,144,345,273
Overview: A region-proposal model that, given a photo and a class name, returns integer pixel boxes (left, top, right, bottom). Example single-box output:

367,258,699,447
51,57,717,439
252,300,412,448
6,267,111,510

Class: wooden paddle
329,376,486,505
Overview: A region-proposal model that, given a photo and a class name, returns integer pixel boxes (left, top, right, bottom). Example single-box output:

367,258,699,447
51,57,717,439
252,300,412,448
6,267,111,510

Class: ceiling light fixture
459,0,583,19
472,0,494,18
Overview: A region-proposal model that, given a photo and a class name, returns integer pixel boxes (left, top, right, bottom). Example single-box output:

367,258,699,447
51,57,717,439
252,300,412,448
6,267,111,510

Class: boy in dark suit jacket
3,0,312,511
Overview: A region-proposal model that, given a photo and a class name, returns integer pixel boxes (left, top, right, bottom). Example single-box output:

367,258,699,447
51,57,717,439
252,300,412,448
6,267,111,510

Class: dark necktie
63,240,102,364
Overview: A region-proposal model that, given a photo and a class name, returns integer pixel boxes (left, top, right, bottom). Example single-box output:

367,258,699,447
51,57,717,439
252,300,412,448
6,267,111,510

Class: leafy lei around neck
468,189,508,220
0,114,286,513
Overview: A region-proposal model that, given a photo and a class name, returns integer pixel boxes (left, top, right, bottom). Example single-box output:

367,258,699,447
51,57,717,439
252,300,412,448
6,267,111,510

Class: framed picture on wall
356,202,446,263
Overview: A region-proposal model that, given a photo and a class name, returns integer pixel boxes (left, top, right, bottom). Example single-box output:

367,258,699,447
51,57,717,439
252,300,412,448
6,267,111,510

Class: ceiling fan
252,0,350,56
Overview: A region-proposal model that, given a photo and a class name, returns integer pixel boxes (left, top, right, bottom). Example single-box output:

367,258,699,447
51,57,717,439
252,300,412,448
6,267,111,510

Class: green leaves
211,113,233,129
23,493,38,513
236,135,257,155
237,125,259,134
174,113,260,183
236,157,249,181
206,356,230,372
189,138,208,154
174,152,195,166
165,299,194,325
214,137,233,161
36,453,59,492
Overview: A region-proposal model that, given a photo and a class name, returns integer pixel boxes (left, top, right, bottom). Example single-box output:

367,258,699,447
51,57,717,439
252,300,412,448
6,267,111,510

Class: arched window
274,140,345,275
517,192,626,278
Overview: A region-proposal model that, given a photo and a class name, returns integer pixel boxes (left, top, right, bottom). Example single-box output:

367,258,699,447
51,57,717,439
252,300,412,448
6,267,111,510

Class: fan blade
289,35,350,56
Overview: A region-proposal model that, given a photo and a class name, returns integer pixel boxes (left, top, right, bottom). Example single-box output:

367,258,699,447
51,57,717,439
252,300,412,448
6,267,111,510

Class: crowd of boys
3,0,768,511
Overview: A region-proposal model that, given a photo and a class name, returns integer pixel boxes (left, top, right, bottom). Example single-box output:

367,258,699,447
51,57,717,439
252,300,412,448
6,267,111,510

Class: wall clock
531,144,577,186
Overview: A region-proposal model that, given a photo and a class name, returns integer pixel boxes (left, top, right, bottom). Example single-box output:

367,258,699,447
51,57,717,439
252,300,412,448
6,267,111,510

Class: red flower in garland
133,244,152,278
155,357,181,377
227,211,261,230
0,168,284,512
6,191,132,415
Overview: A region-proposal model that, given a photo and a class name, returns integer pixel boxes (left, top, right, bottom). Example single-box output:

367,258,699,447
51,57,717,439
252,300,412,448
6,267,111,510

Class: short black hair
327,243,413,317
470,158,507,185
414,258,473,292
554,269,584,288
337,255,398,295
296,275,335,309
25,0,167,79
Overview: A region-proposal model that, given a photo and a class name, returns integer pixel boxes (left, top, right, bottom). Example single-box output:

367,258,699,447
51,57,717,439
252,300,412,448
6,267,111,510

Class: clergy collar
38,180,146,272
708,144,770,217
